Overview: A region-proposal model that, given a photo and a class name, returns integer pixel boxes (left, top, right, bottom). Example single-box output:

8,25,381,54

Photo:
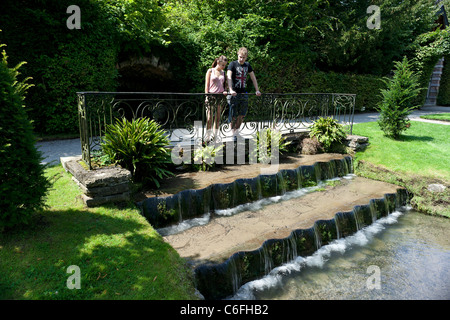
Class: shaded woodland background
1,0,449,135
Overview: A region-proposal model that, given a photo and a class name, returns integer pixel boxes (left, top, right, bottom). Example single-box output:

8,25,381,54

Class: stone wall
61,156,132,207
345,135,369,151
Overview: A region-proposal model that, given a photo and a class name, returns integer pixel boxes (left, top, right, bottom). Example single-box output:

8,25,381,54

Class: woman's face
216,61,227,71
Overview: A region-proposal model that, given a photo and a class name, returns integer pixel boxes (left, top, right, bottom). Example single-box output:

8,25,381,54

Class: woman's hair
211,55,228,68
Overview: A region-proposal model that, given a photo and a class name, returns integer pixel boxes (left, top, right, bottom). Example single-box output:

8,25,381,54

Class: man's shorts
227,94,249,122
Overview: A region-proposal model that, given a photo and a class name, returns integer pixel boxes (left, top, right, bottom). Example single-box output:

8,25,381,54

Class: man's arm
227,70,236,96
249,71,261,96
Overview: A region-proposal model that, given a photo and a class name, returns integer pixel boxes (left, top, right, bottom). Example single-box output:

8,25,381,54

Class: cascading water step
160,175,407,299
163,177,402,267
135,154,409,300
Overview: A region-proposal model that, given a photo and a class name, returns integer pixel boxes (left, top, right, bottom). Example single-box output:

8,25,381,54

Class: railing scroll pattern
77,92,355,169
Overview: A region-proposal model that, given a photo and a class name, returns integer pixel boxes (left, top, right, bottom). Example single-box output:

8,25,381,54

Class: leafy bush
309,117,347,152
0,0,119,135
377,56,422,139
302,71,385,111
101,118,173,188
0,0,442,137
409,28,450,107
0,46,50,231
192,143,224,172
252,128,291,163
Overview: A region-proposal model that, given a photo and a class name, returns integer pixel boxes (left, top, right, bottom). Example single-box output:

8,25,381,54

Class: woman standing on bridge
205,55,228,141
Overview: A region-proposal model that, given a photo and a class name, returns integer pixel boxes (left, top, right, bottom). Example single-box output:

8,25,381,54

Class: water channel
231,209,450,300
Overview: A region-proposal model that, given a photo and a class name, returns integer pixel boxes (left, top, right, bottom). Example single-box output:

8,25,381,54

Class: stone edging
137,156,354,228
61,156,132,207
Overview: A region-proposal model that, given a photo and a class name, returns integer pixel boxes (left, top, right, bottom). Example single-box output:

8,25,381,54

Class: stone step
187,177,408,299
164,177,402,267
61,156,132,207
428,87,439,93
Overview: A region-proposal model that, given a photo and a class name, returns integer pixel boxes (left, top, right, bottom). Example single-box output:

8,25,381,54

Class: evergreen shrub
0,46,50,231
376,57,422,139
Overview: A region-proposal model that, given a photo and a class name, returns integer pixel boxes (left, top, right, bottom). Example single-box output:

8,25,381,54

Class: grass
420,113,450,122
0,165,199,300
352,121,449,218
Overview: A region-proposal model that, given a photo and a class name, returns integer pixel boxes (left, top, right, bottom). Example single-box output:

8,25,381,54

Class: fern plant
252,128,291,163
376,56,422,139
101,118,173,187
309,117,347,152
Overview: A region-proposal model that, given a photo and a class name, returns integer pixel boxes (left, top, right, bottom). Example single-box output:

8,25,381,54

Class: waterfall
277,171,287,195
193,187,410,300
335,213,342,239
229,257,242,295
354,207,364,231
177,192,183,223
260,243,273,275
314,163,322,183
256,175,263,200
295,167,302,190
329,160,337,179
313,224,322,250
286,233,299,262
369,201,377,223
141,156,359,231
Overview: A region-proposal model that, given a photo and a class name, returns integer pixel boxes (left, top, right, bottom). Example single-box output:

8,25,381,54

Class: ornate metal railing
77,92,356,169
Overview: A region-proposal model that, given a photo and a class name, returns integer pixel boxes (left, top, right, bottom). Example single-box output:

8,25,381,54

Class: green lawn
352,121,449,217
0,166,198,300
420,113,450,122
353,121,449,181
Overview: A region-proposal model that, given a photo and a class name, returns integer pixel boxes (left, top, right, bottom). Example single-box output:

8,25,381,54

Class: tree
376,56,422,139
0,45,50,231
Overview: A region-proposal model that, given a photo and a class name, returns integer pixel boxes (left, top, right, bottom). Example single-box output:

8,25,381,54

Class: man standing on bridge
227,47,261,140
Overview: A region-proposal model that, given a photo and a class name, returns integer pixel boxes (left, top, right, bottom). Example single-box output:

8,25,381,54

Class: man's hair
238,47,248,56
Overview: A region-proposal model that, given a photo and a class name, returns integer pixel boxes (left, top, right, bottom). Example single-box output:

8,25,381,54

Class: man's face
238,53,247,65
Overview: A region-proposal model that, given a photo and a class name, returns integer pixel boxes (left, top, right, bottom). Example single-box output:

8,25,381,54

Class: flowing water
231,209,450,300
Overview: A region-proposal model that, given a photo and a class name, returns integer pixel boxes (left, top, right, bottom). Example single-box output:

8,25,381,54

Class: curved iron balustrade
77,92,356,169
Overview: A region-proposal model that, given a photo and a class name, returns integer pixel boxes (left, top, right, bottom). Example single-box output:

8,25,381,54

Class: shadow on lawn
399,134,434,142
0,207,193,299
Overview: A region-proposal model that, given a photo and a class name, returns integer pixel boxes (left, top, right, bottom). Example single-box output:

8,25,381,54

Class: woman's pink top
208,69,225,93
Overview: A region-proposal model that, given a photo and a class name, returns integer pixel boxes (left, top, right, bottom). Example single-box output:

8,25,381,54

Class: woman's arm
205,69,211,93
